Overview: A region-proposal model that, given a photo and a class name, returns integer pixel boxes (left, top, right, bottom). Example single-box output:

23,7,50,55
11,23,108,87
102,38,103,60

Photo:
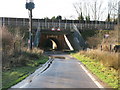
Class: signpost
25,0,35,50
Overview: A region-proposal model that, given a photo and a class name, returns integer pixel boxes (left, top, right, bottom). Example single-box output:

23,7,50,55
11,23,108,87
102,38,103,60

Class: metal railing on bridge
0,17,117,30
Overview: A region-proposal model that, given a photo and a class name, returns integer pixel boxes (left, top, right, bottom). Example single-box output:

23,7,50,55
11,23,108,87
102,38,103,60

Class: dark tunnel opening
43,38,61,51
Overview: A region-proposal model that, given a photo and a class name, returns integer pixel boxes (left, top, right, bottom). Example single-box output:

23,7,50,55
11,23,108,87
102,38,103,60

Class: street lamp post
25,0,35,50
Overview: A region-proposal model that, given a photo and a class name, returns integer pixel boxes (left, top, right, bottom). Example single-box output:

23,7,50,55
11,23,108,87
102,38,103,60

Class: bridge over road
1,17,117,51
0,17,94,51
39,29,70,51
34,24,87,51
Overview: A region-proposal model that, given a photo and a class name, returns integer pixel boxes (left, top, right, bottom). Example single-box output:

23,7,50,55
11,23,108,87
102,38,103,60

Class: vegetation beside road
1,27,49,89
2,49,48,89
80,26,119,50
76,25,120,89
72,50,119,88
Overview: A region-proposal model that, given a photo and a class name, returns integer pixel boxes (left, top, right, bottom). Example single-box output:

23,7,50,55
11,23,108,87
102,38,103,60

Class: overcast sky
0,0,109,20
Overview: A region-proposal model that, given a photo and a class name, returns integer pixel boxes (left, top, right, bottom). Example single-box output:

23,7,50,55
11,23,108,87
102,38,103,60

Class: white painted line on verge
19,83,29,88
12,59,53,88
79,63,104,88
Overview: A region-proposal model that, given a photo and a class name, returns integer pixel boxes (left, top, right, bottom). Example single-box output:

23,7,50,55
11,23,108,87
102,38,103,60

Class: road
11,54,103,88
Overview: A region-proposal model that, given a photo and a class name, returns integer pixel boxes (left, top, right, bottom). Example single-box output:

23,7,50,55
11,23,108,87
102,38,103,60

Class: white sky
0,0,108,20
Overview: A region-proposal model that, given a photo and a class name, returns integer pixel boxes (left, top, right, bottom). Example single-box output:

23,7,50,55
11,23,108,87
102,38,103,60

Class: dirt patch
50,56,66,59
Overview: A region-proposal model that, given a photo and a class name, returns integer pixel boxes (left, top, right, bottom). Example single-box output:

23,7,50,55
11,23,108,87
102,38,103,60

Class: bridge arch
42,38,61,51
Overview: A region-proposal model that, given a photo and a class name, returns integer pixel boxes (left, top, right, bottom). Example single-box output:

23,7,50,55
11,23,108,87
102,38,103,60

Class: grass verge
2,55,48,89
71,53,119,89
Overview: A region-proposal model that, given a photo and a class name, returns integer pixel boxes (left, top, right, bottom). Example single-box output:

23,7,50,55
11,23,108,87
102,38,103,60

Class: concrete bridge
0,17,117,51
34,25,86,51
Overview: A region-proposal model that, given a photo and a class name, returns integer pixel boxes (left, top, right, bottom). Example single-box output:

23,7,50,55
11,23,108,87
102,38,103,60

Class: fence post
48,23,50,29
70,23,71,30
23,18,25,26
0,17,2,27
65,19,67,29
16,18,17,26
59,19,61,28
52,19,53,27
8,18,10,26
45,19,47,29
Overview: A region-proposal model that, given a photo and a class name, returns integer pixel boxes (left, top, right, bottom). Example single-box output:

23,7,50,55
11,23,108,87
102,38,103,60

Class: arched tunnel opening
43,38,61,51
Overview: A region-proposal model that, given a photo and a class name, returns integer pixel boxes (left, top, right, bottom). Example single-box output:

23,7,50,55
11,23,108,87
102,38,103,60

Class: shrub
79,49,119,70
1,27,14,68
1,27,43,70
84,25,119,49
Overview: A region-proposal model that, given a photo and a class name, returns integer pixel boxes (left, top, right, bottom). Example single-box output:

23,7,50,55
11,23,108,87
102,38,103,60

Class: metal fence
0,17,117,30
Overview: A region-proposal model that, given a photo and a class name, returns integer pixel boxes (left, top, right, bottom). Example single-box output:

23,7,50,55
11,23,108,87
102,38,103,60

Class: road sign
57,28,61,31
25,0,35,50
104,34,109,38
51,27,55,31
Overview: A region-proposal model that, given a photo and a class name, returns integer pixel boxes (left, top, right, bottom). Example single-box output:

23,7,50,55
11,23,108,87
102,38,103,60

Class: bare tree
73,0,90,20
90,0,106,21
73,0,106,21
108,1,112,16
108,0,119,22
84,2,90,18
73,2,82,17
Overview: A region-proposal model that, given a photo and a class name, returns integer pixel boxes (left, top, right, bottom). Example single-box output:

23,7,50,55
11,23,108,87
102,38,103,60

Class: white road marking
79,63,104,88
19,83,29,88
12,59,52,88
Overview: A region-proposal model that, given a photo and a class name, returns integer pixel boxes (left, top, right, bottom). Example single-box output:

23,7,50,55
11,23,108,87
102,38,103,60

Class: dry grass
72,51,119,88
79,49,119,70
2,27,14,68
3,47,44,70
23,47,43,55
100,26,119,52
1,27,44,70
86,25,120,50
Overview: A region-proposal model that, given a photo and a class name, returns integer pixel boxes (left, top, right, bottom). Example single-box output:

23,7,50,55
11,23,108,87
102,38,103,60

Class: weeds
72,52,119,88
75,25,120,88
83,25,119,50
1,27,49,89
2,47,48,89
79,50,119,70
1,27,44,70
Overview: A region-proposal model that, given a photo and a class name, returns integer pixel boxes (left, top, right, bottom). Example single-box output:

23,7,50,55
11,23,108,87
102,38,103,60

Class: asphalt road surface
11,54,103,88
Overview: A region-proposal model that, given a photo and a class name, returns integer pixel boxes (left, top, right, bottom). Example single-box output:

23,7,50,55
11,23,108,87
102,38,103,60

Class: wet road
11,54,102,88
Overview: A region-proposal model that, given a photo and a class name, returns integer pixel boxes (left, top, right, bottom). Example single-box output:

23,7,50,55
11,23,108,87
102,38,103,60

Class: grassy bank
71,50,119,88
2,55,48,89
2,48,49,89
1,23,49,89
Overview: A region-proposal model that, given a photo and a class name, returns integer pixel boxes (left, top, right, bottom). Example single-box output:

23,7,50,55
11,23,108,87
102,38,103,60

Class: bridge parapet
0,17,117,30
